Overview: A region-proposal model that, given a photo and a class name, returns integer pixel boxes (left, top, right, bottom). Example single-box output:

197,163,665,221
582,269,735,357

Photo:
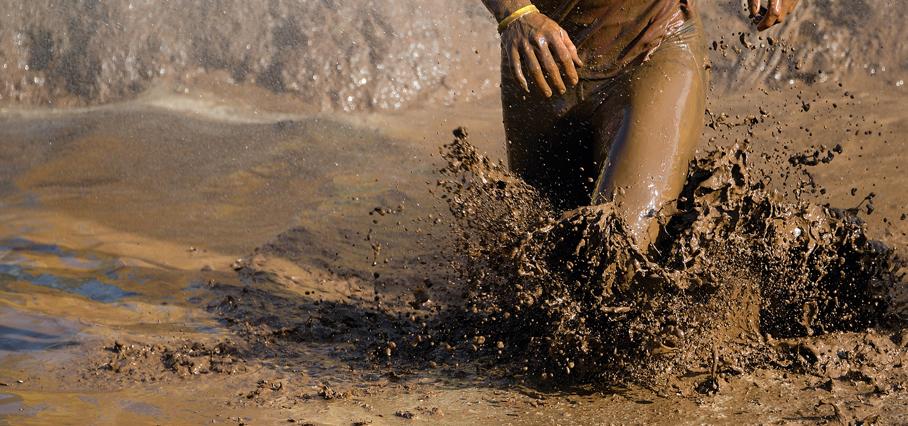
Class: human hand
749,0,799,31
501,12,583,97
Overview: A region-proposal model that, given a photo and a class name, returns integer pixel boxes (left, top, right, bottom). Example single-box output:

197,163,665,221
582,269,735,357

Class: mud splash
169,123,906,396
434,128,904,387
3,92,907,422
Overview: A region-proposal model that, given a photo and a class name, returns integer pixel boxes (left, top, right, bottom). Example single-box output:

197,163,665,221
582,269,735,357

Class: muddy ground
2,78,907,424
2,0,908,425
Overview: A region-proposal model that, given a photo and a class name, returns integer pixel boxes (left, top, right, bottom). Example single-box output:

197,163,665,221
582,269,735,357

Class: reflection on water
0,394,25,416
0,96,498,422
0,103,441,257
1,239,137,303
10,273,134,303
0,307,83,352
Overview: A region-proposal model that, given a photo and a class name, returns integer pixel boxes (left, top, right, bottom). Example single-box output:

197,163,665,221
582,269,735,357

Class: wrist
497,4,539,33
484,1,533,22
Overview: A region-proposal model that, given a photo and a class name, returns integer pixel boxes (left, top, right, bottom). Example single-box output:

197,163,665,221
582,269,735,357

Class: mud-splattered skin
485,0,582,97
490,0,803,247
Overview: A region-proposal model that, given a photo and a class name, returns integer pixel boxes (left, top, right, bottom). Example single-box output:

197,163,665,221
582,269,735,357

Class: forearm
481,0,534,22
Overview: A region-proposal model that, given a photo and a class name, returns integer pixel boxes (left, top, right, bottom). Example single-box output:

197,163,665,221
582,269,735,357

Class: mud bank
0,0,498,111
700,0,908,91
2,0,907,111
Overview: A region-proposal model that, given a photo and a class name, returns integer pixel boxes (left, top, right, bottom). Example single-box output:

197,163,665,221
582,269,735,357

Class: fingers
751,0,798,31
748,0,760,16
508,45,529,92
552,29,580,86
501,15,582,98
757,0,784,31
522,43,553,97
566,34,583,68
535,38,567,95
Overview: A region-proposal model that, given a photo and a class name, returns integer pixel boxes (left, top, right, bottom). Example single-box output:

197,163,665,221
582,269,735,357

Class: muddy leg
591,20,708,247
501,64,598,211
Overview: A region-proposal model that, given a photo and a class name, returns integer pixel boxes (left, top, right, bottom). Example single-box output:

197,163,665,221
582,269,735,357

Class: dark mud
96,339,245,378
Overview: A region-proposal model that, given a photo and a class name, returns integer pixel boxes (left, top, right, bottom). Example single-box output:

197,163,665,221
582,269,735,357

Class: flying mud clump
436,127,904,386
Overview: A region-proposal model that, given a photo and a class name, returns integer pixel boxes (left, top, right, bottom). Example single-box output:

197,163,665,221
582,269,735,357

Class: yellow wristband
497,5,538,33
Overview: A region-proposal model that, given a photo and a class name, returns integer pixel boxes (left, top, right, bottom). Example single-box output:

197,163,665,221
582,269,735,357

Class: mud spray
432,126,904,390
165,123,907,400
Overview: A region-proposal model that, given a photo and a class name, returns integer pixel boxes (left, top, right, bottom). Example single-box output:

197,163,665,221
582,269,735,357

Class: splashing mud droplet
433,129,903,386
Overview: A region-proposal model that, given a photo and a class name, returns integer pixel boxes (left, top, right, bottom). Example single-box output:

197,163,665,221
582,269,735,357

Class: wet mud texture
96,127,908,398
3,0,908,110
432,128,904,386
0,0,497,111
97,340,246,379
3,88,901,421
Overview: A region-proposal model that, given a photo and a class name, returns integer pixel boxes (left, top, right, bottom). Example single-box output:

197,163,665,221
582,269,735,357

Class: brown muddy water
3,1,908,425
